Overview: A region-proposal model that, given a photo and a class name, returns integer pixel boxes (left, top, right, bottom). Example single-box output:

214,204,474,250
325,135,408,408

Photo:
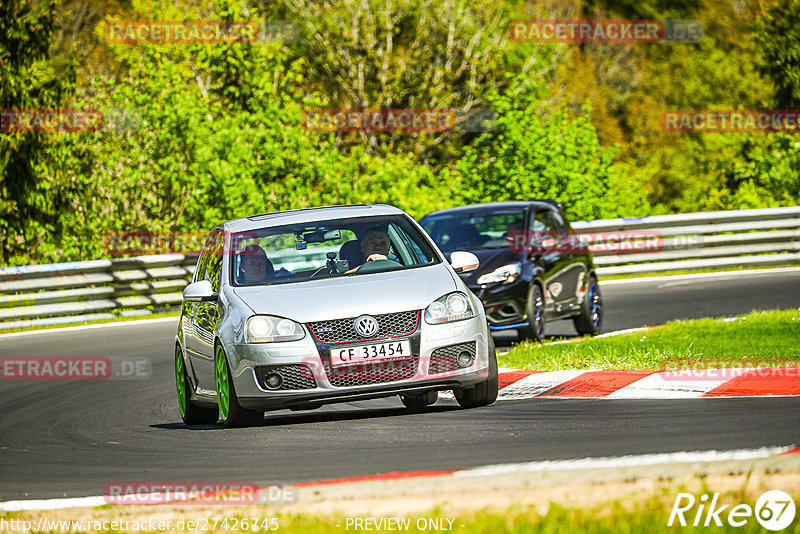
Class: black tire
573,274,603,336
175,345,219,426
518,283,545,342
455,335,499,408
400,391,438,411
214,343,264,428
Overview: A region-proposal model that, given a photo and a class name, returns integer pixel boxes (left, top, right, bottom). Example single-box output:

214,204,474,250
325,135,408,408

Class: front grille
308,311,420,344
323,357,419,387
254,364,317,390
429,342,476,375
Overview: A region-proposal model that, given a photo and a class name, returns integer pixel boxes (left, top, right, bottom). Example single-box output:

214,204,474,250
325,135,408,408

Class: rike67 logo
668,490,796,530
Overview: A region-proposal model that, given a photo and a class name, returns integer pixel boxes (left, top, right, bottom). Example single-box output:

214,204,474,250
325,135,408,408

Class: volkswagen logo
354,315,379,338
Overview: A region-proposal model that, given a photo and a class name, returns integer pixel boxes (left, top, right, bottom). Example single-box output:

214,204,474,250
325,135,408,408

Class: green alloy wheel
214,344,263,427
175,345,218,425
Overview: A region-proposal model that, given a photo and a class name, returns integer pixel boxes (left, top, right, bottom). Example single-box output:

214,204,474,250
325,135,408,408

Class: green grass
498,309,800,371
254,501,799,533
0,311,179,335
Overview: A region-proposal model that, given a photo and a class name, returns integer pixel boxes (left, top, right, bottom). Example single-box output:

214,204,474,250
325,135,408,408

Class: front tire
518,283,545,342
573,275,603,336
175,345,218,425
214,344,263,428
455,335,499,409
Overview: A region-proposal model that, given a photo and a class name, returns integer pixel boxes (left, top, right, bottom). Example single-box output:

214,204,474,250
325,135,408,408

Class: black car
420,200,603,341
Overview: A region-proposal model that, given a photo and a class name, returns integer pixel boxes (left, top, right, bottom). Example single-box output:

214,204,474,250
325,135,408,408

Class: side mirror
183,280,218,302
450,251,480,274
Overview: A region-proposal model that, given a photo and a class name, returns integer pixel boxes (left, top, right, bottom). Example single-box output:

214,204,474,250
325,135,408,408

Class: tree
0,0,75,264
278,0,566,164
754,0,800,108
452,88,631,221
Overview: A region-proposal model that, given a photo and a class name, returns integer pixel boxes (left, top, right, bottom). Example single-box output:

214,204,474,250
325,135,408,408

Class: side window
549,209,568,236
195,232,218,282
529,211,563,253
390,223,432,265
531,211,553,232
203,231,225,292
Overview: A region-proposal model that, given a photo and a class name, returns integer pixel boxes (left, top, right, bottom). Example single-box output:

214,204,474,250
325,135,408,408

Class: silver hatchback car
175,205,498,426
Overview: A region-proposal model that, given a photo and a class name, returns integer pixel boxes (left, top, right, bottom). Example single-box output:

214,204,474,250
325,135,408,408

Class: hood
445,248,525,286
232,264,458,323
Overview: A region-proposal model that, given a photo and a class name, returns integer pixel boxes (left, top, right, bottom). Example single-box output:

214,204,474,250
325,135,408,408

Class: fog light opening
265,373,284,390
456,351,473,368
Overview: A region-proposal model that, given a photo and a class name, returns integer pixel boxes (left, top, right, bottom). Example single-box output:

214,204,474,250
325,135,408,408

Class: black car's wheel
455,335,499,408
573,274,603,336
175,345,219,425
214,344,264,428
400,391,438,411
519,283,545,342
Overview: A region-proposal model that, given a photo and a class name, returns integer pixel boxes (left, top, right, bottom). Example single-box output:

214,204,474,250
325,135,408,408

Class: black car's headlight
245,315,305,343
476,262,522,285
425,292,475,324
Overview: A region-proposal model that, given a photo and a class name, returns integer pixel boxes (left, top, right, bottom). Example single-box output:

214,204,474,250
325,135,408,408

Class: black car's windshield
230,215,439,286
421,209,526,252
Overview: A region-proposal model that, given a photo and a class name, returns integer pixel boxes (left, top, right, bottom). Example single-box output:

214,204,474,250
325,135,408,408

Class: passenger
239,244,274,284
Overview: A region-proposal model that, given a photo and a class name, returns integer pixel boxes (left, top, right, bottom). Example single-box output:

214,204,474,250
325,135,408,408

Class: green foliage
453,93,631,221
0,0,75,265
754,0,800,108
3,0,800,266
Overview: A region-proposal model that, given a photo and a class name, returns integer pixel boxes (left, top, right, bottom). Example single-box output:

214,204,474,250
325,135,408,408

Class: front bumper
469,278,529,329
225,315,490,411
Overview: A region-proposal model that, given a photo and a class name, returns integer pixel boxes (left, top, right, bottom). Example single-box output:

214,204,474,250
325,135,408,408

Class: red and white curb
2,446,798,512
475,367,800,400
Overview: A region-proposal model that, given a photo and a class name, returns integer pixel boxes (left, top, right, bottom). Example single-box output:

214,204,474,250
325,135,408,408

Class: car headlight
425,292,475,324
476,262,522,285
245,315,305,343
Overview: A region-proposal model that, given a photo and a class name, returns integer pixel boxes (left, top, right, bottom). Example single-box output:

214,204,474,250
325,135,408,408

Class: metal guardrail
572,206,800,276
0,255,196,330
0,207,798,329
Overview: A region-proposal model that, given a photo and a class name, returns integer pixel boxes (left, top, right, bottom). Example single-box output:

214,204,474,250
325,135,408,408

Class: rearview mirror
303,229,341,244
450,251,480,274
183,280,217,302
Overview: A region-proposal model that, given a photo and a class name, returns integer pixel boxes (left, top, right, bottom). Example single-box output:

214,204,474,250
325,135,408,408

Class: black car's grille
323,357,419,387
307,311,420,344
429,342,476,375
254,364,317,390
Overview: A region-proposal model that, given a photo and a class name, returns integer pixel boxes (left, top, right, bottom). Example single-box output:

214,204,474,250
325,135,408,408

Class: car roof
220,204,407,233
421,200,562,219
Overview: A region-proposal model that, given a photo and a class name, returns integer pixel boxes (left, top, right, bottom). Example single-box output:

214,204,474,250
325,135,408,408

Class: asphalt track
1,269,799,501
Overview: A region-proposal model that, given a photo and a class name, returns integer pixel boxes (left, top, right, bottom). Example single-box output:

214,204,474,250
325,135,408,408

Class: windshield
230,214,440,286
421,209,526,251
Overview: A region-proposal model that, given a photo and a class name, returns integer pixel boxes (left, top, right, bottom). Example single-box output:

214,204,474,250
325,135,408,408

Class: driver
360,228,390,263
343,227,391,274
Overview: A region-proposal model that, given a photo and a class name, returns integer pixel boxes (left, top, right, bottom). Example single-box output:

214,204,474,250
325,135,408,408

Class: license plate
330,340,411,367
